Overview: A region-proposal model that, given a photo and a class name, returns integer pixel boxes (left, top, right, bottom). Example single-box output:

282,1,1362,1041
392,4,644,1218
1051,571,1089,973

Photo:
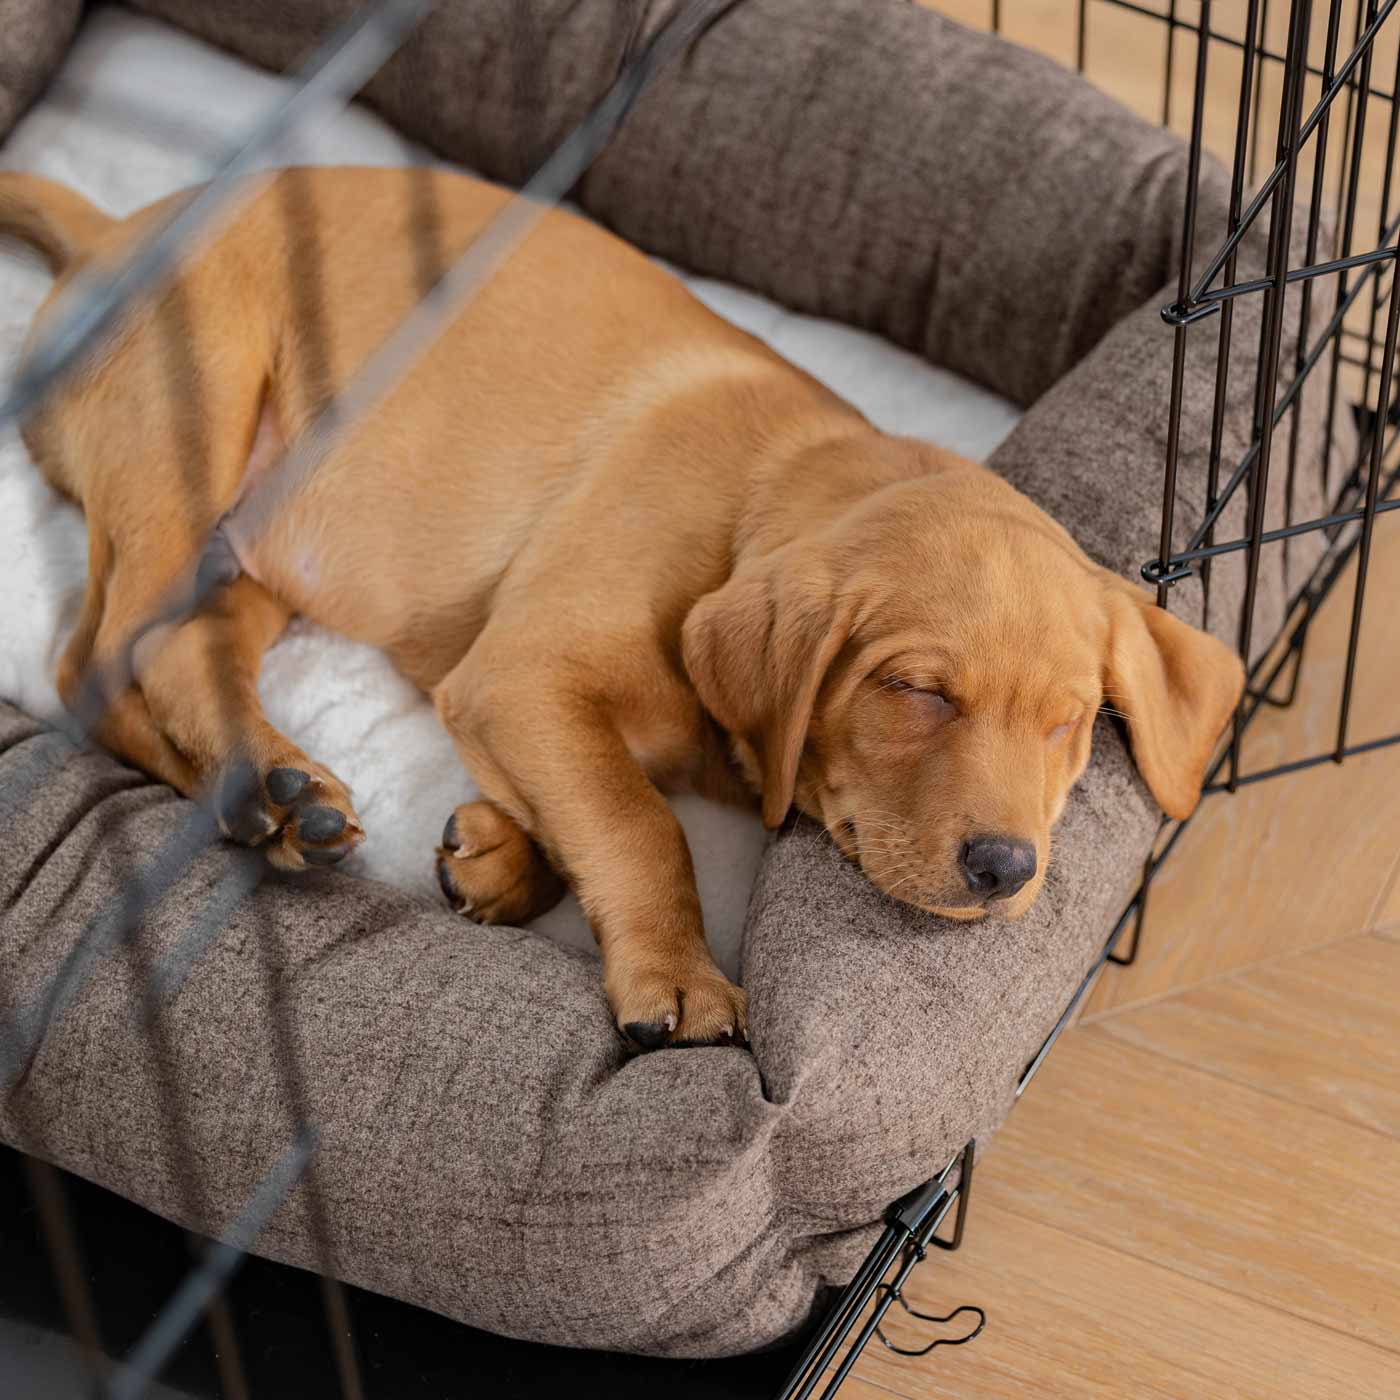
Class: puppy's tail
0,172,113,274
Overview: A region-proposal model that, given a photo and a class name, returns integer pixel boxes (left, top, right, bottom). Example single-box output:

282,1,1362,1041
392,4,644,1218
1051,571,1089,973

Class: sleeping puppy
0,166,1243,1050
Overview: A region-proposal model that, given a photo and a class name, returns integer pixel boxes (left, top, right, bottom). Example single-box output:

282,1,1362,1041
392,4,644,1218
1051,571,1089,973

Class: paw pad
216,755,363,871
266,766,310,804
621,1020,674,1051
298,805,347,843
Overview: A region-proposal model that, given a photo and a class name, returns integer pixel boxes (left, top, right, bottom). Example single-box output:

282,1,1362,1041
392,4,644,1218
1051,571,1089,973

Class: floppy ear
1098,570,1245,820
682,554,851,829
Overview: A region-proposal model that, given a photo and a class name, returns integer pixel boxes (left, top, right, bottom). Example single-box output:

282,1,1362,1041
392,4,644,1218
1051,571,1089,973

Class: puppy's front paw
611,957,749,1053
215,753,364,871
435,801,566,926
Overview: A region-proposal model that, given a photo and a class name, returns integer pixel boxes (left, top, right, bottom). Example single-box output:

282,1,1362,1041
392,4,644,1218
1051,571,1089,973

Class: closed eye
881,676,959,720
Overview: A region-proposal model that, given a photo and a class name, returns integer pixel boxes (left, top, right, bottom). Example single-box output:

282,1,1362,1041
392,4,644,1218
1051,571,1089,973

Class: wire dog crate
3,1,1398,1396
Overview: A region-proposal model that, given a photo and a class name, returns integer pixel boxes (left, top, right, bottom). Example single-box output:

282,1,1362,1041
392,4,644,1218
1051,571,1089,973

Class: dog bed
0,0,1342,1359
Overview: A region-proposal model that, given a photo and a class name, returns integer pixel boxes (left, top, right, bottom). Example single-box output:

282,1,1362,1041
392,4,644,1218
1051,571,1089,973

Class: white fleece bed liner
0,7,1021,980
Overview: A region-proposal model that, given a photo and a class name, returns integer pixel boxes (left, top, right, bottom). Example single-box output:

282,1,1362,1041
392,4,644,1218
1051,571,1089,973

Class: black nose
960,836,1037,900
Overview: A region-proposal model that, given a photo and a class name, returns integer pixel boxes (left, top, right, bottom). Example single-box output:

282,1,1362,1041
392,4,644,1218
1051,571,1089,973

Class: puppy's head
682,450,1243,920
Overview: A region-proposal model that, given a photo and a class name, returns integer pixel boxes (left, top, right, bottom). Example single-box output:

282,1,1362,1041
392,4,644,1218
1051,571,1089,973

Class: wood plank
848,1202,1400,1400
801,1376,902,1400
1097,934,1400,1137
978,1030,1400,1352
1373,858,1400,933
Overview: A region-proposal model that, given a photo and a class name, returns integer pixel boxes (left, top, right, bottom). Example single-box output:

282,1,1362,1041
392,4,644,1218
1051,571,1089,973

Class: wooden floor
831,5,1400,1397
834,920,1400,1399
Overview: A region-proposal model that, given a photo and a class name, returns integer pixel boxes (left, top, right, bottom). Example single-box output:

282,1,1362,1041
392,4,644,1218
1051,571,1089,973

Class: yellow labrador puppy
0,167,1243,1050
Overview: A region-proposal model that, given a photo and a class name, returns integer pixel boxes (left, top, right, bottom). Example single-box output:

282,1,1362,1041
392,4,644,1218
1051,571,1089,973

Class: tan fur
0,166,1245,1048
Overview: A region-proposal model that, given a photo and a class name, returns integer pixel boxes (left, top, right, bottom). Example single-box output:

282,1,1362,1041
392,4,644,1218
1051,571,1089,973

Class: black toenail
442,811,459,849
298,805,346,843
436,858,465,910
266,767,310,805
622,1021,671,1051
304,847,347,866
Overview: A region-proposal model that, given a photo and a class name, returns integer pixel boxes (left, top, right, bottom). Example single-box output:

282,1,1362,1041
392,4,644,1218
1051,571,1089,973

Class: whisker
866,851,916,870
845,806,907,824
881,872,926,899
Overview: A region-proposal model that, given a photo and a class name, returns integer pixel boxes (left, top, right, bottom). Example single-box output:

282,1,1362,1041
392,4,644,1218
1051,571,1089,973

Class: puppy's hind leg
54,525,198,794
134,574,365,870
57,521,363,869
37,260,362,867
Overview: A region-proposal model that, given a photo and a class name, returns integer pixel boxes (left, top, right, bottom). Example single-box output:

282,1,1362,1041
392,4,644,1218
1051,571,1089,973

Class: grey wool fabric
0,0,82,139
1,0,1349,1359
